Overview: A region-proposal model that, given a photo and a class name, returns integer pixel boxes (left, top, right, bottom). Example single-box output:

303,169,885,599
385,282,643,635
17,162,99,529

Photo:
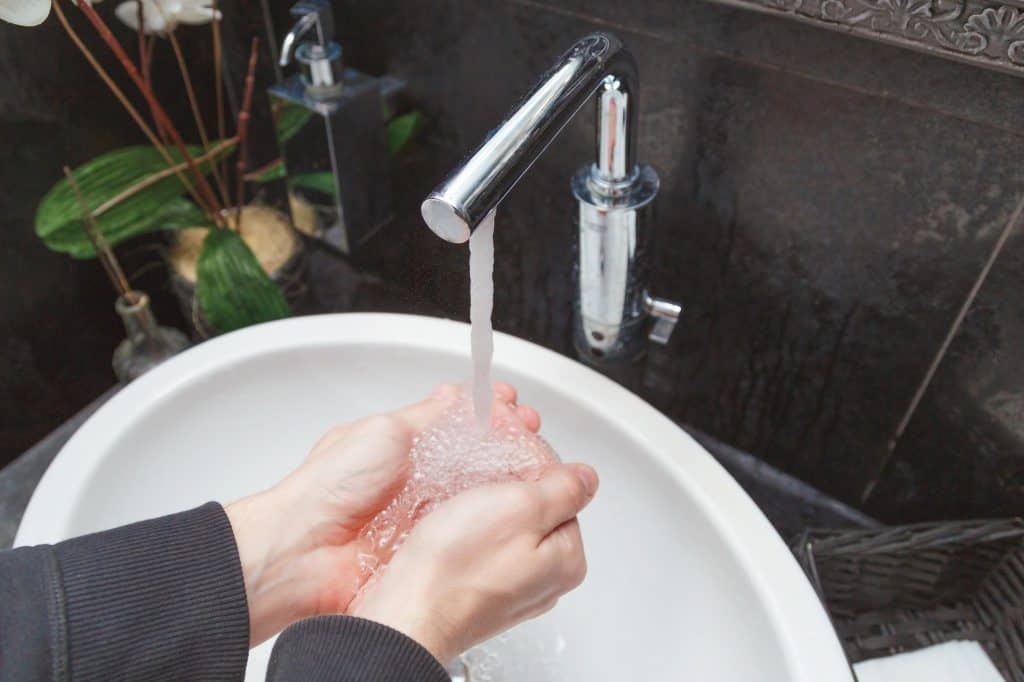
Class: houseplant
19,0,423,335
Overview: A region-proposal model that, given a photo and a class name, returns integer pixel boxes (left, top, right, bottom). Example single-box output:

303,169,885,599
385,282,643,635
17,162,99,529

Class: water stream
358,207,566,677
469,210,496,427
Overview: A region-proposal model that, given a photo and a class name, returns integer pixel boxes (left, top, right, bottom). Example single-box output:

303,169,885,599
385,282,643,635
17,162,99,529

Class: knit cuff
268,615,450,681
53,502,250,680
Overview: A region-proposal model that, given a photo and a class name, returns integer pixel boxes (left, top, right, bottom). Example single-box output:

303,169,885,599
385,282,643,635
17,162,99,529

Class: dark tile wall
318,0,1024,521
6,0,1024,525
865,217,1024,521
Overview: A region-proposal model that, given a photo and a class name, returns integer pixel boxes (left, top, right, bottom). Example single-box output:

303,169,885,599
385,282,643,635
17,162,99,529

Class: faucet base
573,163,659,362
573,311,648,364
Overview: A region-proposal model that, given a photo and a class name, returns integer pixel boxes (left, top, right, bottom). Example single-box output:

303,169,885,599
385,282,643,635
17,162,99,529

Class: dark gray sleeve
0,502,250,681
268,616,450,682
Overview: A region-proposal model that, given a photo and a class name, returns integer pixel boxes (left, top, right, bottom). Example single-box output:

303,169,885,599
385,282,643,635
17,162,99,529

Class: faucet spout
421,33,637,243
421,32,681,364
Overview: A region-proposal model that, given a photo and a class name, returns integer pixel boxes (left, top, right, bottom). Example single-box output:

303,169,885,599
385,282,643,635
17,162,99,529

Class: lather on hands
225,382,597,661
350,456,596,663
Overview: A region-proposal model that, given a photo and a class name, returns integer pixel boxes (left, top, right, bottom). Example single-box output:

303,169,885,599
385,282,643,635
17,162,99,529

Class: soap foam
357,388,559,578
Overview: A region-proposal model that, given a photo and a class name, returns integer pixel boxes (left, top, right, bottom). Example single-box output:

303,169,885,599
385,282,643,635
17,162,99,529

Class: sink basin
15,313,851,681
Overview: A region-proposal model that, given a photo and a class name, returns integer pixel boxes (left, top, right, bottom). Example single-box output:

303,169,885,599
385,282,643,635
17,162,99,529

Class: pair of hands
225,383,598,664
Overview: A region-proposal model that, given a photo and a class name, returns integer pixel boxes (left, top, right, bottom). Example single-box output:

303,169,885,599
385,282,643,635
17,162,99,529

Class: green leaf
274,103,313,145
292,171,338,197
253,109,424,190
157,197,216,231
386,110,423,155
36,143,233,259
196,229,290,334
252,163,287,184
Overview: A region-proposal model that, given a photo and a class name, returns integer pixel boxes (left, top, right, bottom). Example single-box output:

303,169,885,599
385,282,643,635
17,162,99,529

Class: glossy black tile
865,211,1024,522
332,0,1024,510
8,0,1024,525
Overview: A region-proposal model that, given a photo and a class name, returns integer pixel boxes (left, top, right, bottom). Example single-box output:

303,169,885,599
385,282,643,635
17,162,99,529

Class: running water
469,210,496,427
356,208,559,590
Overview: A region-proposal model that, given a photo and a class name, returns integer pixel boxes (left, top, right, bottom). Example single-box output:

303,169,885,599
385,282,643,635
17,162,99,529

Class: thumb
395,384,461,431
533,464,598,534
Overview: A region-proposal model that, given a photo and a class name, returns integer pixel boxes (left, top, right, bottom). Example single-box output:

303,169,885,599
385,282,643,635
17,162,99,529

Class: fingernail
574,465,598,497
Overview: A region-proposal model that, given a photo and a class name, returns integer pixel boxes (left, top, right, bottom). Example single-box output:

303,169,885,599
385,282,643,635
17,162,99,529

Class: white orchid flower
0,0,50,26
0,0,108,26
115,0,220,34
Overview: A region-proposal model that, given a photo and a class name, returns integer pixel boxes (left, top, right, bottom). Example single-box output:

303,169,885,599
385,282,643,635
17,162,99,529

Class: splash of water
460,625,570,681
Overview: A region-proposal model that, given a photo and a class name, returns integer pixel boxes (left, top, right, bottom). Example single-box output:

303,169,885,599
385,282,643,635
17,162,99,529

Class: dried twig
51,0,207,216
148,37,168,143
244,157,282,183
75,0,224,222
64,166,133,298
211,0,228,191
94,137,239,218
234,37,260,225
167,26,231,206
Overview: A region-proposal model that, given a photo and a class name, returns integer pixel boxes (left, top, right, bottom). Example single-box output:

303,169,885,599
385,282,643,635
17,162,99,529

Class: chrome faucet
420,33,681,363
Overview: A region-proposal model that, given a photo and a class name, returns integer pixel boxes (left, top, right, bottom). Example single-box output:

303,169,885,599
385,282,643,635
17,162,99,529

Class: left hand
224,382,541,646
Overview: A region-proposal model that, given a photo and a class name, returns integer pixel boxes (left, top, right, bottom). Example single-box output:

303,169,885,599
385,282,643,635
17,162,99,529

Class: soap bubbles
356,388,559,580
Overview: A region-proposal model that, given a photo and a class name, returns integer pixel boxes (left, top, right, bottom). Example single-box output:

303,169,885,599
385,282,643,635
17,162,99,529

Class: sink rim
15,312,852,681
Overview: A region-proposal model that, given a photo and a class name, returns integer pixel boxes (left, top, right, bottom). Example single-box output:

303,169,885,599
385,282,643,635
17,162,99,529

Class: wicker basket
793,519,1024,681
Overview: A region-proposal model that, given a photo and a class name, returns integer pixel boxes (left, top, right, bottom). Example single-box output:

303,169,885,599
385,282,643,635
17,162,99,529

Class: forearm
267,616,450,682
0,503,250,681
0,544,58,679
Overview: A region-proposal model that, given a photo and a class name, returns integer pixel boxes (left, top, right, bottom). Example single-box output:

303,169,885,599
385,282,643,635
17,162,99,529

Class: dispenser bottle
270,0,393,255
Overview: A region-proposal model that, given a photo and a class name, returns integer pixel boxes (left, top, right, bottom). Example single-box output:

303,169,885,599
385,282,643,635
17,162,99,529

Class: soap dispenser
270,0,392,254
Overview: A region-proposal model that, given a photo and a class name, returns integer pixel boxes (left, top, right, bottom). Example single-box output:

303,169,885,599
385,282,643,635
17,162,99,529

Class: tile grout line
508,0,676,41
508,0,1024,141
860,190,1024,505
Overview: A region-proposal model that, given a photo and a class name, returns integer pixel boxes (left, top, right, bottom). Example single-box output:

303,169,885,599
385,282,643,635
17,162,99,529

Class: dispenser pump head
279,0,343,96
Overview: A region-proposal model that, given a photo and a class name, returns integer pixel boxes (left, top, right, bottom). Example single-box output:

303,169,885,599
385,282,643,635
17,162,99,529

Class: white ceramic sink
16,313,852,681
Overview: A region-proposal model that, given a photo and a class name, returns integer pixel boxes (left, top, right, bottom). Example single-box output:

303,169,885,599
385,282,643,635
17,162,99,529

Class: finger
533,464,598,533
538,518,587,589
494,382,517,405
495,382,517,404
397,383,460,431
515,404,541,432
490,399,540,433
313,384,459,455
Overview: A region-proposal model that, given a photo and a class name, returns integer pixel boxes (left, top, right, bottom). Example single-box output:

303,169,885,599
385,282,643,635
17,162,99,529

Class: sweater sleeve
267,616,451,682
0,502,250,681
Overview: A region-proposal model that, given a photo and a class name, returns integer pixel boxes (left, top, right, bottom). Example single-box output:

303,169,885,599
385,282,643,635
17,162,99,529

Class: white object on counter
853,640,1004,682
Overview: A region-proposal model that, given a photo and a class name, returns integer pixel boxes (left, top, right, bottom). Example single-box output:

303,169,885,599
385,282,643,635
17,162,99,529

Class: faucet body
421,33,680,362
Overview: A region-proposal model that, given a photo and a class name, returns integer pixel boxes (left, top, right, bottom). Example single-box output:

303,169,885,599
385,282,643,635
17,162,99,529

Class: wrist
352,595,455,664
225,486,318,645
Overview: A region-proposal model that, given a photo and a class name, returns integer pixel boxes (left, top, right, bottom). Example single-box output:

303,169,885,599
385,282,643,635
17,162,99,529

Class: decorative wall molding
707,0,1024,76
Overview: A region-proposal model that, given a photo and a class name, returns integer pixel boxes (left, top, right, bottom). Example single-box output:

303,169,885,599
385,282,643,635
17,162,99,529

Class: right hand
226,382,538,646
349,462,599,664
